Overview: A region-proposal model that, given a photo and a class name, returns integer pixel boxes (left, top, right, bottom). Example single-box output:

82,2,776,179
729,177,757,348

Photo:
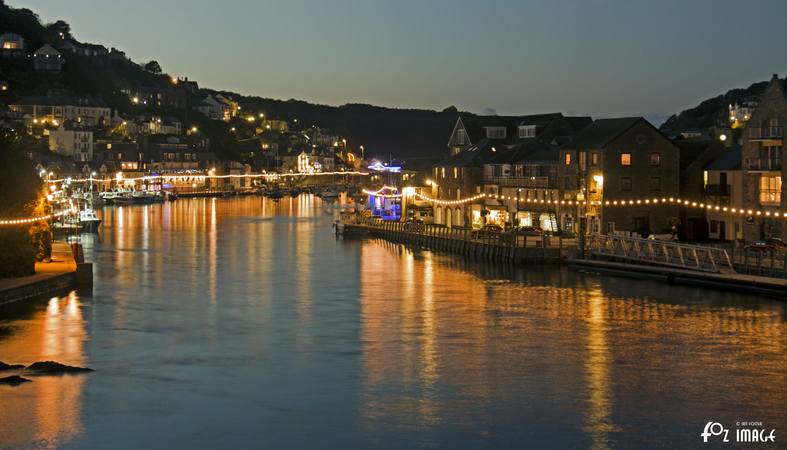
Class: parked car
513,225,543,236
745,238,785,253
647,233,678,242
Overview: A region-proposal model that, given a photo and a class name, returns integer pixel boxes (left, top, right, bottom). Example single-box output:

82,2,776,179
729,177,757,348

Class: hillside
660,75,787,135
0,0,460,167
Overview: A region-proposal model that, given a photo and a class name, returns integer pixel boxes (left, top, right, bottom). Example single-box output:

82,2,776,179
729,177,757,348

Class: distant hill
0,0,464,167
660,76,787,135
211,90,460,166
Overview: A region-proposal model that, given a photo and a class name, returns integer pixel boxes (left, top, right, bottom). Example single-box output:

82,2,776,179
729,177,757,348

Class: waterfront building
740,74,786,242
560,117,680,236
675,139,726,241
59,39,108,58
482,139,562,231
436,113,591,228
704,145,745,241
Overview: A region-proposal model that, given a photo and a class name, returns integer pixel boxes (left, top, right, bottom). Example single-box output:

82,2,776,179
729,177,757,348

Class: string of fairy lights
0,207,76,227
363,189,787,219
45,171,370,184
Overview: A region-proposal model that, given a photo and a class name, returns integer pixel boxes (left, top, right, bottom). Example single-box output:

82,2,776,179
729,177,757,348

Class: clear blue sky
15,0,787,121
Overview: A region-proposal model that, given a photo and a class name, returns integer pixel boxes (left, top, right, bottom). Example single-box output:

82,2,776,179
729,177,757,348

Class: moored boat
79,209,101,233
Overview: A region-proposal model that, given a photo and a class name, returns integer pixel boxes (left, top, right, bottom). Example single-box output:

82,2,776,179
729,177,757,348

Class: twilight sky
16,0,787,122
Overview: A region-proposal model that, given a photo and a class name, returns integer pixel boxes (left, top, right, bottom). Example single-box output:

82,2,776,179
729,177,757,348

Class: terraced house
740,74,787,242
434,113,590,228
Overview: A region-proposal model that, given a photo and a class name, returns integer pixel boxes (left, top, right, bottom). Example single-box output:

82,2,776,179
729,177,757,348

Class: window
759,175,782,204
518,125,536,138
564,176,572,190
591,152,599,166
456,129,467,144
649,152,661,166
564,152,572,165
440,167,445,179
485,127,506,139
620,153,632,166
649,177,661,192
493,165,503,177
453,167,458,179
621,177,632,191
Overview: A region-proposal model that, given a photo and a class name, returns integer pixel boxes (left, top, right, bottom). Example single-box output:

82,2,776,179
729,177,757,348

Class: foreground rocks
26,361,94,374
0,375,32,385
0,361,26,371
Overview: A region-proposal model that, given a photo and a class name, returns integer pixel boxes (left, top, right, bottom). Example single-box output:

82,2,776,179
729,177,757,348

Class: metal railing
586,234,735,273
482,176,554,188
704,184,730,196
745,158,783,171
747,126,784,140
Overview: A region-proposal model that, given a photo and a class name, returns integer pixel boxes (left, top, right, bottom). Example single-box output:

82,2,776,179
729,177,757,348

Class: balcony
704,184,731,196
745,158,783,171
747,126,784,141
483,176,553,188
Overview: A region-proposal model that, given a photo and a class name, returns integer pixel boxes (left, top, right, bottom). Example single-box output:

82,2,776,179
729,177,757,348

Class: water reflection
0,197,784,449
0,292,88,449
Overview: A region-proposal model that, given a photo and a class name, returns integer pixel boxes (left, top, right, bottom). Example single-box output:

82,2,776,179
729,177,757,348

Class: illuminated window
620,153,632,166
591,152,599,166
759,175,782,204
440,167,445,179
564,152,571,165
453,167,458,179
649,152,661,166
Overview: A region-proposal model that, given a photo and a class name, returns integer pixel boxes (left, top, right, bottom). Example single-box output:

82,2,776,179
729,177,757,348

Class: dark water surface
1,196,785,449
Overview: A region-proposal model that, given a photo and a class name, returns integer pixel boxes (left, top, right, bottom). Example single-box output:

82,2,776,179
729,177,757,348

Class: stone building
740,74,786,242
560,117,680,236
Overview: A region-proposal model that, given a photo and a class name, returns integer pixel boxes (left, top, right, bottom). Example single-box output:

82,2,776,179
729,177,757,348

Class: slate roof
488,139,559,164
706,145,742,171
562,117,642,149
12,95,108,107
436,139,500,167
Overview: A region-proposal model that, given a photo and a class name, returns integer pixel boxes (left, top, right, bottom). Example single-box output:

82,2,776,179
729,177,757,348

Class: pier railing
586,234,735,273
352,218,573,263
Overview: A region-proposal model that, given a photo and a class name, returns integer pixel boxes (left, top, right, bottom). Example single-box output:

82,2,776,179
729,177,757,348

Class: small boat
320,188,339,199
266,189,284,199
289,188,301,197
165,191,178,202
79,209,102,233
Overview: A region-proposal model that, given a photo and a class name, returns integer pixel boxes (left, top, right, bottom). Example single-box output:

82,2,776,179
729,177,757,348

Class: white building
196,94,239,122
9,96,111,127
49,126,94,162
33,44,64,71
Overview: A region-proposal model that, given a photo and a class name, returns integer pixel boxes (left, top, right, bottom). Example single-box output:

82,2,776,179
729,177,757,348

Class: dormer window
456,129,467,144
518,125,536,138
485,127,506,139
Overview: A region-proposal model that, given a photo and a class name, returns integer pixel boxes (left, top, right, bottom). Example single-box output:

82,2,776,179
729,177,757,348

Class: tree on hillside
0,136,49,277
45,19,71,40
145,60,162,74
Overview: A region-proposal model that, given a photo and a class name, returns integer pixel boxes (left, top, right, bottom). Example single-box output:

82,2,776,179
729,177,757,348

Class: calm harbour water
1,196,785,449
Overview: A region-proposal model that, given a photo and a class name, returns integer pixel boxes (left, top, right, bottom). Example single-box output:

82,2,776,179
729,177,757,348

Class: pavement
0,241,76,292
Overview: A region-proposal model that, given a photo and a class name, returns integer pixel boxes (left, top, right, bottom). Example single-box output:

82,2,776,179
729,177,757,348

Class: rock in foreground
26,361,94,374
0,375,32,385
0,361,26,371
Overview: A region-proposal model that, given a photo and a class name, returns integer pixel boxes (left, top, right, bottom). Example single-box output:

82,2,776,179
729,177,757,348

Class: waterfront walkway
0,242,79,306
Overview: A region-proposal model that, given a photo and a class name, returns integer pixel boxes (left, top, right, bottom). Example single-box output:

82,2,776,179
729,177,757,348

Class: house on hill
33,44,64,71
0,33,25,59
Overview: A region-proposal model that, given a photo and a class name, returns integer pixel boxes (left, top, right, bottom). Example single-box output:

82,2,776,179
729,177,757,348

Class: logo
701,421,776,444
